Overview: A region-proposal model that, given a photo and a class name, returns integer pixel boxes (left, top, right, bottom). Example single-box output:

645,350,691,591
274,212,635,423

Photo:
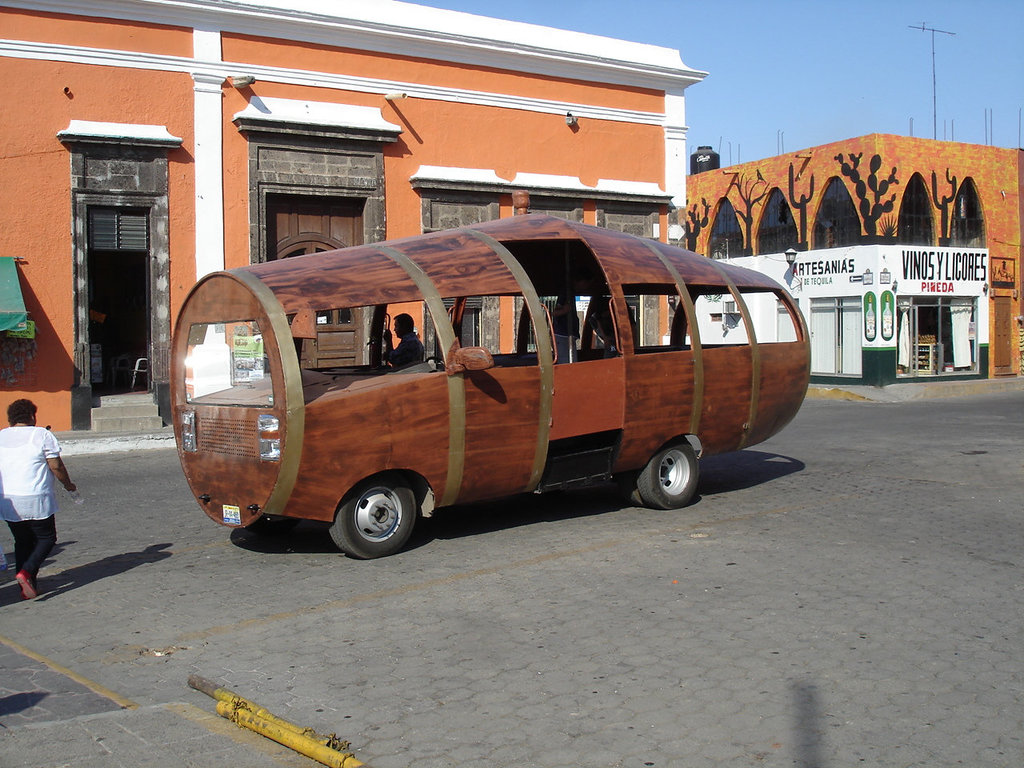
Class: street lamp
785,248,798,266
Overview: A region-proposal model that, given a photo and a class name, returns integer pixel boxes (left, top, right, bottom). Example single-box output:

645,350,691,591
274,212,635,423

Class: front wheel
634,441,699,510
330,474,418,559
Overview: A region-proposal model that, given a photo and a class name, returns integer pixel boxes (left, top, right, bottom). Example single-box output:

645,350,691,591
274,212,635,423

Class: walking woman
0,399,77,600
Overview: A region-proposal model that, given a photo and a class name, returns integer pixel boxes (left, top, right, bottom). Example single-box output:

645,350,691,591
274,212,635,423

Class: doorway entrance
86,207,150,395
266,194,365,367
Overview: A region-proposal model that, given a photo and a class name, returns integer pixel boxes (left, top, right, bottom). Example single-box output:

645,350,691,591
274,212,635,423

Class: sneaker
16,570,36,600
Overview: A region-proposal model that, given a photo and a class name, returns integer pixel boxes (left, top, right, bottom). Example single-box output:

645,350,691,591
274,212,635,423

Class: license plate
222,504,241,525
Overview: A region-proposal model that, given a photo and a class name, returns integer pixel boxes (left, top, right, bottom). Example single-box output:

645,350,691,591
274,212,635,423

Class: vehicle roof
239,214,781,314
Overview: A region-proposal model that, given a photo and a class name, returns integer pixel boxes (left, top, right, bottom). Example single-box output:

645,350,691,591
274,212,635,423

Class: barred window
897,174,934,245
756,188,798,254
950,178,986,247
708,198,742,259
812,178,860,249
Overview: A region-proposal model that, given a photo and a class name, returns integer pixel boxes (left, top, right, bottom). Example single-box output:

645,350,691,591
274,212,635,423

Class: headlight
181,410,196,452
259,438,281,461
258,413,280,462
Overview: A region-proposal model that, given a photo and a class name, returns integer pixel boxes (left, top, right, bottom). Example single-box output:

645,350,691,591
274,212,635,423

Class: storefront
707,244,989,386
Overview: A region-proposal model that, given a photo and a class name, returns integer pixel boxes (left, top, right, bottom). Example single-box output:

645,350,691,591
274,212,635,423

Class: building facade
683,134,1022,385
0,0,705,430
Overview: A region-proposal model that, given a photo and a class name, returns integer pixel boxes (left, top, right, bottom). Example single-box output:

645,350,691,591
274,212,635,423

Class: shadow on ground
227,449,805,557
0,543,174,605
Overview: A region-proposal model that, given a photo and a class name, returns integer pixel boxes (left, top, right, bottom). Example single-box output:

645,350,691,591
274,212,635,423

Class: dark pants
6,516,57,578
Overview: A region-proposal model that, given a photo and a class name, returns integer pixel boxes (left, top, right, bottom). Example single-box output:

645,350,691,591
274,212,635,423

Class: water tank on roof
690,145,720,175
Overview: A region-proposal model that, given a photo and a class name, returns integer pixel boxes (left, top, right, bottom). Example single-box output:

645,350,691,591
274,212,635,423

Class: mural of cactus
787,162,815,248
686,197,710,251
930,168,958,244
835,152,900,237
727,170,768,255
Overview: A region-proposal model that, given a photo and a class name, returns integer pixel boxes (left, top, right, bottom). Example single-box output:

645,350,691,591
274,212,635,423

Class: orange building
683,134,1022,385
0,0,705,430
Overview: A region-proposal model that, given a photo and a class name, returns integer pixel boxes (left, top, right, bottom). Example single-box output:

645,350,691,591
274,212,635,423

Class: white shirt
0,425,61,521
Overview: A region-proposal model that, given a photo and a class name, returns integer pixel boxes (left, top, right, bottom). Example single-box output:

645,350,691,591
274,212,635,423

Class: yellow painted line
0,632,138,710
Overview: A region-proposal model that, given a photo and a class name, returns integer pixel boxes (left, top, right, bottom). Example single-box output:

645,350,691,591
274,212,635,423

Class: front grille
198,416,259,458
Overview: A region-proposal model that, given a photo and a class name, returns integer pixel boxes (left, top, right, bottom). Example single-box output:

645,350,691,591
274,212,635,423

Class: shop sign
792,256,856,287
900,248,987,293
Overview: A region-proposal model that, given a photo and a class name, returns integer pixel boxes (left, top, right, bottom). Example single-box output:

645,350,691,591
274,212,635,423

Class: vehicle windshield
185,320,274,406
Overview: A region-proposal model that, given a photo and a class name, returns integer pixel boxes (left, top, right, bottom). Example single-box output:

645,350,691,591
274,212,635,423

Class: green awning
0,257,28,332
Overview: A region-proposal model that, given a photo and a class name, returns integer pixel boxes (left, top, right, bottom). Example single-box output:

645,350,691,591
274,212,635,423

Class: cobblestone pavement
1,390,1022,767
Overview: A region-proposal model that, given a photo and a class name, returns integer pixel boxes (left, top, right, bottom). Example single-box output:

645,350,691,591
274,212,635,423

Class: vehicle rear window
185,320,274,405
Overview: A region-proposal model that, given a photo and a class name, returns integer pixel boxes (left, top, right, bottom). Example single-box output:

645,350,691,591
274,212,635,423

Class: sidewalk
806,374,1024,402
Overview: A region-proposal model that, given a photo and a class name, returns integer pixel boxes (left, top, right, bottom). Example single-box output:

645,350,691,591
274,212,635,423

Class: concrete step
90,393,165,433
90,413,166,433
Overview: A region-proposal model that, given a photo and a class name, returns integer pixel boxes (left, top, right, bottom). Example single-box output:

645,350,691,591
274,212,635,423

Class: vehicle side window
442,295,539,368
739,289,802,343
691,286,748,346
691,287,802,346
621,283,689,353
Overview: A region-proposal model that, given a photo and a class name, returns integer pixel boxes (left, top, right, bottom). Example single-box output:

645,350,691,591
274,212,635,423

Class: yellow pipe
190,675,361,762
216,701,364,768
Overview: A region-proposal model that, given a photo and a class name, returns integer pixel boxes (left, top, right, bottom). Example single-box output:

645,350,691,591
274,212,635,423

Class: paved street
1,389,1022,767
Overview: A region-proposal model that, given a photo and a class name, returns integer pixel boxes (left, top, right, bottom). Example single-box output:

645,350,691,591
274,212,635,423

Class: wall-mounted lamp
565,112,578,127
983,282,989,295
784,248,798,265
230,75,256,88
384,92,408,101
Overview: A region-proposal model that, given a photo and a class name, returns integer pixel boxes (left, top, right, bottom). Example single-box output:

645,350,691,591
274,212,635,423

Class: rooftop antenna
909,22,956,140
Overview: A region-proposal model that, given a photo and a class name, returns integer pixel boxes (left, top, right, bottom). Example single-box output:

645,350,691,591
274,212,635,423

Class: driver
384,313,424,368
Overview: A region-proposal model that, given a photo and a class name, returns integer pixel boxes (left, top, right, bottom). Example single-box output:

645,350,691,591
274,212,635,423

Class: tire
634,441,699,510
330,474,418,559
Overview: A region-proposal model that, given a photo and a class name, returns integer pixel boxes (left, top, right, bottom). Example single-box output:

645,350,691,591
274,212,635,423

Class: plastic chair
109,354,133,387
130,358,148,390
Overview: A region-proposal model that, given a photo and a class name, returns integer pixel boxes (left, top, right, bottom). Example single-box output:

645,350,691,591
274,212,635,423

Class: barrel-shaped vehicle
173,214,809,558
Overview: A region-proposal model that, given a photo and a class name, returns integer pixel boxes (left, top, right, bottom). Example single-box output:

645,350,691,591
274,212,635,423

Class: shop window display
897,297,977,376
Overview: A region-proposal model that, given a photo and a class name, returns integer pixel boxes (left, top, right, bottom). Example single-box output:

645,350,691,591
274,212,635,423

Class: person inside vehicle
384,313,424,368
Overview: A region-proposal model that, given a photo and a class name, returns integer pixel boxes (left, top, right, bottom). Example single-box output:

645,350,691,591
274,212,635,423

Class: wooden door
267,196,366,368
992,296,1011,375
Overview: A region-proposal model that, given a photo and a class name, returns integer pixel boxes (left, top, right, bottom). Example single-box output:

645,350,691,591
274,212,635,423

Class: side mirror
445,340,494,375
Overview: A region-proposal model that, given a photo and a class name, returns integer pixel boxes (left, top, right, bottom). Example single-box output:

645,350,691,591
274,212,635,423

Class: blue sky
414,0,1024,164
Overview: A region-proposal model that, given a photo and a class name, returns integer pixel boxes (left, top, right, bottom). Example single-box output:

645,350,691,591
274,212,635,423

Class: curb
56,429,176,457
807,376,1024,403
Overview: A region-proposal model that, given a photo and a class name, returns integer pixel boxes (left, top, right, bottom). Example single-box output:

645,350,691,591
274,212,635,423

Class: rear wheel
330,474,417,559
634,441,699,510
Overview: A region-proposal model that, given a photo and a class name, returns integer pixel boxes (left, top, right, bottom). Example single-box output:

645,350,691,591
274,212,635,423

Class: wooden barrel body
172,215,810,529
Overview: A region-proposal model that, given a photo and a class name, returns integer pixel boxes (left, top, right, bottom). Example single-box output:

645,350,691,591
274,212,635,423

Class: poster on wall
864,292,877,342
991,257,1015,290
880,291,895,342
